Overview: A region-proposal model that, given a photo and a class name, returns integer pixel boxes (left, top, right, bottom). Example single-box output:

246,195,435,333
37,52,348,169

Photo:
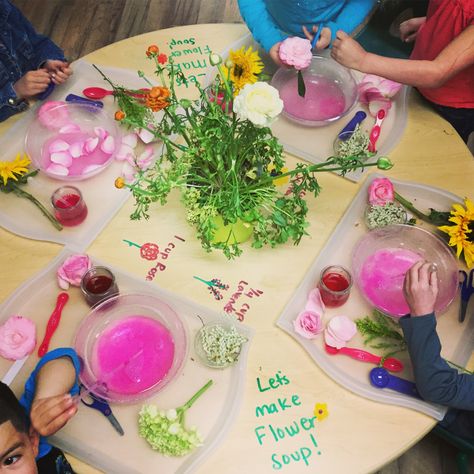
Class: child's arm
331,25,474,88
399,262,474,409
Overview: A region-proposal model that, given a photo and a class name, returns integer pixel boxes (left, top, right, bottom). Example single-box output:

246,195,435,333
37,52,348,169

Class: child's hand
44,60,73,85
403,261,439,317
399,17,426,43
13,70,51,99
269,42,284,67
30,394,77,437
302,25,331,50
331,30,368,71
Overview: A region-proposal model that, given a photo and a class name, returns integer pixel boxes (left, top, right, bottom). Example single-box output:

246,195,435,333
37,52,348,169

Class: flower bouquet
97,45,392,259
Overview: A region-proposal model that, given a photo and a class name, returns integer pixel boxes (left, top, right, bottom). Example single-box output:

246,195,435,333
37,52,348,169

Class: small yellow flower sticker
314,403,328,422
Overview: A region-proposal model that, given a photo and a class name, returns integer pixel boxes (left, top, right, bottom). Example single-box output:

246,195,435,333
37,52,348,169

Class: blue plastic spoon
369,367,421,399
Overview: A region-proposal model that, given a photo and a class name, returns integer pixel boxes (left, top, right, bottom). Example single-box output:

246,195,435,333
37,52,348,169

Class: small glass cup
51,186,88,226
80,266,119,307
318,265,352,307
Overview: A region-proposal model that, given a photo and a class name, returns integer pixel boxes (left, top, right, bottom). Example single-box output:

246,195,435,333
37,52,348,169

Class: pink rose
293,288,325,339
368,178,394,206
0,315,36,360
279,37,313,70
57,254,92,290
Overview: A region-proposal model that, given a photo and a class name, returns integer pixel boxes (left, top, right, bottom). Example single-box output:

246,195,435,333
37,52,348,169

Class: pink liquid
319,272,350,307
43,132,112,177
359,248,423,316
279,75,346,121
92,315,175,394
53,193,88,226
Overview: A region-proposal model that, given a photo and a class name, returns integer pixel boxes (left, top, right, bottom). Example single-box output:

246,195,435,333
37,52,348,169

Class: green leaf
297,70,306,98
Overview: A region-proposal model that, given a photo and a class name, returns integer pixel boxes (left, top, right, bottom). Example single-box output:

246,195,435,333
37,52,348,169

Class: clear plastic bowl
25,102,120,181
74,293,187,403
352,224,458,317
271,55,358,127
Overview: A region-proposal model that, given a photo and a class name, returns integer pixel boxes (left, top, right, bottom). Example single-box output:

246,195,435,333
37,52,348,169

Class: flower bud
224,59,233,69
114,177,125,189
376,156,394,170
179,99,192,109
209,53,222,66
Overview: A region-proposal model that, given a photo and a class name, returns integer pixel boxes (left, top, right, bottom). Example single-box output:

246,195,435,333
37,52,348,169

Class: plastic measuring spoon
368,109,386,152
38,292,69,357
83,87,114,99
369,367,420,398
325,344,404,372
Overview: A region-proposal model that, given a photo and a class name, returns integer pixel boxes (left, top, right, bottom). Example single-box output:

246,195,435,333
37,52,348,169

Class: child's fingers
316,28,332,49
302,25,313,41
42,405,78,436
31,394,75,435
429,265,439,294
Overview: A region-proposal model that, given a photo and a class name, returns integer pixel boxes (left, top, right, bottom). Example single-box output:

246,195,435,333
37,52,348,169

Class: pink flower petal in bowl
122,133,138,149
82,164,102,174
46,163,69,176
84,137,99,154
38,101,69,130
59,123,81,134
69,141,84,158
50,151,73,167
94,127,108,140
100,135,115,155
48,139,69,153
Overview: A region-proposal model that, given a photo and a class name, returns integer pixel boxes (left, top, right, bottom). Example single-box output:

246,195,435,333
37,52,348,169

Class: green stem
394,191,431,223
12,185,63,231
182,379,213,411
123,239,141,248
193,276,214,287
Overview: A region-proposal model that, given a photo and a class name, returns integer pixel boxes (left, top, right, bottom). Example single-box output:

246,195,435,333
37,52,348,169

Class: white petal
82,164,102,174
116,144,134,161
84,137,99,154
94,127,108,140
69,141,84,158
50,151,73,167
138,128,155,144
49,139,69,153
122,133,138,148
46,164,69,176
100,135,115,154
59,123,81,134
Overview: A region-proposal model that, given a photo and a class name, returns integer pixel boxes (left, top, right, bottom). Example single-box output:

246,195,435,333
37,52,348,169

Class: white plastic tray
0,60,163,248
277,173,470,420
209,33,409,182
0,247,253,474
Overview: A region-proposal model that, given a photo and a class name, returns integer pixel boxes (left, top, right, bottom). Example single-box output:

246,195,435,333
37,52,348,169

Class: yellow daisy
439,198,474,269
313,403,329,422
0,153,31,186
222,46,264,96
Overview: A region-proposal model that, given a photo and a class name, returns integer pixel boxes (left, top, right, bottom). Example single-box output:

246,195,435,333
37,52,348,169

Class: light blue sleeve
325,0,378,43
237,0,287,52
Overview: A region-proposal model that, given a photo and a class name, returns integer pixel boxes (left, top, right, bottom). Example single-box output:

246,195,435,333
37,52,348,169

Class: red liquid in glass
53,193,88,226
83,275,118,307
319,272,350,307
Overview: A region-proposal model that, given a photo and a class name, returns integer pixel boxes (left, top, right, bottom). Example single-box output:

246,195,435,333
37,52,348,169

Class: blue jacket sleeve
325,0,378,42
400,314,474,410
238,0,287,52
0,83,28,121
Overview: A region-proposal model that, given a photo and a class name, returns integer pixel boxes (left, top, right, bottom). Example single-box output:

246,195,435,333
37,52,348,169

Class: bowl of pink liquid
271,54,358,127
352,224,458,317
25,101,120,181
74,293,187,403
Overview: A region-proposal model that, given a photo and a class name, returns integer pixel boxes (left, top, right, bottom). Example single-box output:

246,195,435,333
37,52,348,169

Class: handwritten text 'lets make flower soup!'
254,371,322,470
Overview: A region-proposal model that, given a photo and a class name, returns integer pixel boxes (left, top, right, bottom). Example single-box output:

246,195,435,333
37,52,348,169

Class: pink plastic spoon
82,87,150,100
38,293,69,357
325,343,404,372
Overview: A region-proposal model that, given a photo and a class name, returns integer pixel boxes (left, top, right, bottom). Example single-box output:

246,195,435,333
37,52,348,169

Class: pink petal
82,164,102,174
46,163,69,176
50,151,73,167
100,135,115,154
368,99,392,117
327,315,357,342
48,139,69,153
116,144,135,161
138,128,155,144
305,288,325,314
59,123,81,134
324,330,347,349
94,127,108,140
121,162,137,183
38,101,69,130
377,79,402,98
361,74,383,87
122,133,138,148
69,141,84,158
84,137,99,154
136,146,154,170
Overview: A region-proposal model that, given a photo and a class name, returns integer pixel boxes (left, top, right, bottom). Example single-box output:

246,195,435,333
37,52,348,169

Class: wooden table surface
1,24,473,474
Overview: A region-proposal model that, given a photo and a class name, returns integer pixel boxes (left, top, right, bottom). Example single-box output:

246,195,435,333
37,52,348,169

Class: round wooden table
1,23,473,474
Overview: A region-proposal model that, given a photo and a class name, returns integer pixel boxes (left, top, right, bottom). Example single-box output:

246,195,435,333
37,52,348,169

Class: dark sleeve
400,314,474,410
9,2,65,67
0,83,28,121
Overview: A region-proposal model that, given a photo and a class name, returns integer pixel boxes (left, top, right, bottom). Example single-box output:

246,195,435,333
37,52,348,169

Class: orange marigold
145,86,170,112
114,110,126,121
146,45,159,57
114,177,125,189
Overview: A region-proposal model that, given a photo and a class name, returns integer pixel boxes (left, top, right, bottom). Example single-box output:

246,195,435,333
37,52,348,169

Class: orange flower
146,45,159,57
114,177,125,189
158,53,168,65
145,86,170,112
114,110,126,121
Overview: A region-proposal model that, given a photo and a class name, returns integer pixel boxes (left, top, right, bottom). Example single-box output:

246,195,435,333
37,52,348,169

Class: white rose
233,82,283,128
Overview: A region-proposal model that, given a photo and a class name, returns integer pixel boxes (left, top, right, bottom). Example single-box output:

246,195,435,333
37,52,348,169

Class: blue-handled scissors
459,269,474,323
311,23,324,49
80,387,124,436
